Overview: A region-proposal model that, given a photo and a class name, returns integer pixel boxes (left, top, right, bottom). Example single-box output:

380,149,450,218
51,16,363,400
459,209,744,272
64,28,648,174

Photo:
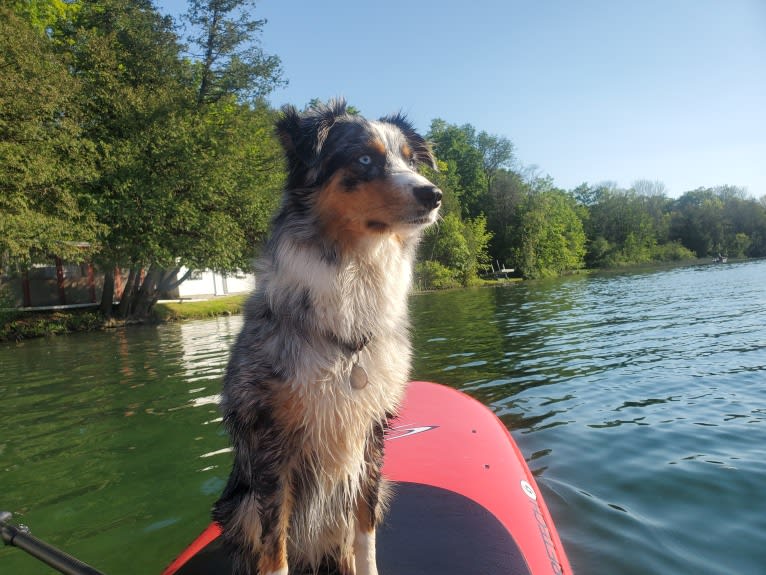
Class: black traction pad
175,482,530,574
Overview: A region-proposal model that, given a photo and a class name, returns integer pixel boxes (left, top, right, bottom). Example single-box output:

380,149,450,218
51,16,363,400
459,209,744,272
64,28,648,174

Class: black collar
328,332,372,354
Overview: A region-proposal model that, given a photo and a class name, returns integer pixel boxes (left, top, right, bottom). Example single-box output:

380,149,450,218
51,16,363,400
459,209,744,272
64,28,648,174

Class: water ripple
2,261,765,575
412,259,766,575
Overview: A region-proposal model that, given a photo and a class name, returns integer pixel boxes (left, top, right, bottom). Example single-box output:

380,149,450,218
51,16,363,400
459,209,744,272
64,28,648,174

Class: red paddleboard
163,381,573,575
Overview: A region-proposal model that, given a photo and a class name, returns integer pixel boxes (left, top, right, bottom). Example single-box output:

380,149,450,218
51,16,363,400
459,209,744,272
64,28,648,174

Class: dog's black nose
413,186,443,210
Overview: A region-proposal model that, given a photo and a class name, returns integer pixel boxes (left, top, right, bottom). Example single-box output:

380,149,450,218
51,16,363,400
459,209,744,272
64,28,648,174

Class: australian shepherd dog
212,100,441,575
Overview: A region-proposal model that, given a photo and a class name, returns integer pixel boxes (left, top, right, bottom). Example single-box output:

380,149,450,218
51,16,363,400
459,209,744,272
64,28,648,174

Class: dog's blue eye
408,157,417,168
358,155,372,166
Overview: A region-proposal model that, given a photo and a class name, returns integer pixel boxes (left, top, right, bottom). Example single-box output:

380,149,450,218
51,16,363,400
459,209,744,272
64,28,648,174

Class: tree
669,186,766,259
9,0,74,33
184,0,285,105
118,0,286,317
511,190,586,279
580,186,660,266
55,0,193,316
0,7,101,269
52,0,284,318
421,213,470,275
427,119,486,218
476,131,514,196
670,189,725,257
105,99,283,318
632,179,668,198
418,212,493,287
462,214,493,283
485,169,528,265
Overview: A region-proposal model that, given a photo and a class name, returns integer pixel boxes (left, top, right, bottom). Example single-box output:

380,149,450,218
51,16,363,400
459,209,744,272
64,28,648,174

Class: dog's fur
212,100,441,575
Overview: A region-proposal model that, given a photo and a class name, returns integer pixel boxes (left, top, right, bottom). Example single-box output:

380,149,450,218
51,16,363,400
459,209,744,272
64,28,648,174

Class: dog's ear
276,104,313,183
380,112,437,170
276,100,349,186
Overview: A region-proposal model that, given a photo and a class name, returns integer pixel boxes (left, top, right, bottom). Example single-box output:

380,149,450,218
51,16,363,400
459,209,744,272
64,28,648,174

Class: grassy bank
153,294,247,321
0,295,248,343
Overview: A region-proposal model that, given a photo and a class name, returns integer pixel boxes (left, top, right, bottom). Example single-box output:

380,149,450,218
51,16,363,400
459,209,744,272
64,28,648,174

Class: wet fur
213,100,441,575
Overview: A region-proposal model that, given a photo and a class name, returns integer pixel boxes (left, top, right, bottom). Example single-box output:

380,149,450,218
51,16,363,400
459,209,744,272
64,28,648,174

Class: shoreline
0,295,248,343
0,256,743,343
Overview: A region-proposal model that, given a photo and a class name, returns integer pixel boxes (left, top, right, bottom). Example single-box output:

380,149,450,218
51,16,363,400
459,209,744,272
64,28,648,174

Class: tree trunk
197,6,220,105
161,267,193,293
116,267,139,319
100,268,115,317
132,267,160,319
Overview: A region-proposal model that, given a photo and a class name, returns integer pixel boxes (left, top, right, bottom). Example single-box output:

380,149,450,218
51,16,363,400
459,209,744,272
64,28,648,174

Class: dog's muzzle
413,186,443,210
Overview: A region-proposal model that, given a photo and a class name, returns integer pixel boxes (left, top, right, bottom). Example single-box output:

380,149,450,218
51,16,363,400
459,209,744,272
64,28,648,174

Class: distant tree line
415,121,766,286
3,1,765,317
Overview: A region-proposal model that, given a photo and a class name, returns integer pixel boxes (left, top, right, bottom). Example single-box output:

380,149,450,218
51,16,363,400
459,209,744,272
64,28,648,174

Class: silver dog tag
350,363,369,390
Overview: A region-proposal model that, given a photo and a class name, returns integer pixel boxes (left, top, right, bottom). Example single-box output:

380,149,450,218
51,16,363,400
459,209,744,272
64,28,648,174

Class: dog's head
276,99,441,247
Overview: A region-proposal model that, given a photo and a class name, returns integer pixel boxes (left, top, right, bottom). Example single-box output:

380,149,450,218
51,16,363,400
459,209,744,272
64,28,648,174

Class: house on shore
1,258,255,310
160,267,255,300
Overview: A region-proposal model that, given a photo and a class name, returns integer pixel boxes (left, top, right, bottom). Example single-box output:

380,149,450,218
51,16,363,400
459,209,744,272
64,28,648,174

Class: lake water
1,259,765,574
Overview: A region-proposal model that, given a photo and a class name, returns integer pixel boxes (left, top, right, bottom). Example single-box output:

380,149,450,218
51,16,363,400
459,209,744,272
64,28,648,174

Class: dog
212,100,441,575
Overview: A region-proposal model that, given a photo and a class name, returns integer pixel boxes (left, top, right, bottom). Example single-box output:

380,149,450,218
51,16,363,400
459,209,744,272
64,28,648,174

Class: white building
165,268,255,299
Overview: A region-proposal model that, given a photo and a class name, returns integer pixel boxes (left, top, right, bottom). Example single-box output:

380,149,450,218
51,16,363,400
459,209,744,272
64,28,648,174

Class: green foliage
668,186,766,258
419,212,492,287
0,1,288,316
731,233,751,258
0,8,101,266
0,310,103,342
461,214,493,283
485,169,527,266
586,235,696,268
427,120,487,218
426,121,513,219
586,236,614,268
511,190,586,279
185,0,285,104
476,131,514,195
0,284,21,326
583,187,659,249
414,261,462,291
650,241,696,262
31,0,283,317
575,182,766,267
9,0,75,32
669,189,721,257
422,213,470,271
108,98,283,275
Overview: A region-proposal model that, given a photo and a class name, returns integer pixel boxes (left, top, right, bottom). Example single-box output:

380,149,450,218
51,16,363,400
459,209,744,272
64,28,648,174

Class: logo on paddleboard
520,479,537,501
386,425,438,440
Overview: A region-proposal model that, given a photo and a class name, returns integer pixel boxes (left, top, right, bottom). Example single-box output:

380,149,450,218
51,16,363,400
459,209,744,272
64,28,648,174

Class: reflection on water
1,260,765,574
0,317,240,574
177,319,234,415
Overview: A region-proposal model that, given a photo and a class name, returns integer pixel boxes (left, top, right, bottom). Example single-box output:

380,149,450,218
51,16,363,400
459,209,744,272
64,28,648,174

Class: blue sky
156,0,766,198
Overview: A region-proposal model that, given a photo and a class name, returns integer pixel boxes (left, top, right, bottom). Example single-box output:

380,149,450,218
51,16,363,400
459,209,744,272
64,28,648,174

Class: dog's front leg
353,420,386,575
215,465,292,575
257,478,293,575
353,504,378,575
